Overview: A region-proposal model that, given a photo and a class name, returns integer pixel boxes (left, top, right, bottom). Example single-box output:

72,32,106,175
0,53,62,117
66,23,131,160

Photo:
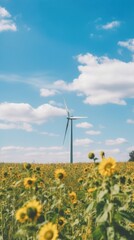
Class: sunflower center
58,173,64,179
70,195,75,200
105,163,113,170
27,180,33,185
44,230,54,240
58,219,64,225
20,212,26,219
27,207,37,219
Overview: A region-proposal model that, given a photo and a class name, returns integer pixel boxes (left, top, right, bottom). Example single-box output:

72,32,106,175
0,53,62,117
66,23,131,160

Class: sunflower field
0,154,134,240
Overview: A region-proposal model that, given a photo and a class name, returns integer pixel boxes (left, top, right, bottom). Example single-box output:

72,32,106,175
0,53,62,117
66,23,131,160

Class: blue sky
0,0,134,163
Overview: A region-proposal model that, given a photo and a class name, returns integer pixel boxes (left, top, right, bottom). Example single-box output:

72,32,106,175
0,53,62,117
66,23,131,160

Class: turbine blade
64,98,70,117
70,116,88,120
63,119,69,144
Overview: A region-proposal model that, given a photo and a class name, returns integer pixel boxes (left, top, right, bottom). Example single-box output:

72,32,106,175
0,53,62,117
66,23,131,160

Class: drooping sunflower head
24,177,36,188
100,151,105,159
38,222,58,240
69,191,77,204
98,157,117,177
15,207,27,223
25,199,42,221
54,168,67,181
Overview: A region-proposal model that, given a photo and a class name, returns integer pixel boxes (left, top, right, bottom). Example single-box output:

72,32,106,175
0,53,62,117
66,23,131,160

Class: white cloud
74,138,93,146
127,146,134,152
96,148,121,155
0,122,33,131
127,119,134,124
118,39,134,52
75,121,93,128
0,19,17,32
54,53,134,105
86,130,101,135
40,131,59,137
0,145,70,163
0,7,11,17
105,138,127,145
101,21,121,30
53,80,72,91
0,102,66,124
1,146,25,151
48,100,63,107
40,88,58,97
0,7,17,32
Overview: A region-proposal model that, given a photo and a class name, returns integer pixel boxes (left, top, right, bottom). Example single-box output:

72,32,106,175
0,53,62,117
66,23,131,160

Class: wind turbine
63,100,87,163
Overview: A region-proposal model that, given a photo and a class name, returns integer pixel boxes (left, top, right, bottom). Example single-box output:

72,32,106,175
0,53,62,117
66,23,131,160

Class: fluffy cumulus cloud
118,39,134,52
0,7,11,17
127,146,134,152
127,119,134,124
54,53,134,105
74,138,93,146
0,145,68,163
86,130,101,135
40,88,58,97
75,121,93,128
101,20,121,30
0,6,17,32
0,102,66,124
105,138,127,145
0,122,33,131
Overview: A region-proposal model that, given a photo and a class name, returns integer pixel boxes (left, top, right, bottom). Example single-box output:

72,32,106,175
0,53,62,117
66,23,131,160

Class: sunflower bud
24,163,31,170
88,152,95,159
100,151,105,159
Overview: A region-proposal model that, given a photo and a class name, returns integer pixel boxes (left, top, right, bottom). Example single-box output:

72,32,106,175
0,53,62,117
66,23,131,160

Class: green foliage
128,150,134,162
0,161,134,239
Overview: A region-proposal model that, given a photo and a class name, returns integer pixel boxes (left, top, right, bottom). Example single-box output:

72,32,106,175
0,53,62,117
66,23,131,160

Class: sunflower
23,163,31,170
88,152,95,159
84,167,89,173
38,222,58,240
57,217,66,230
15,207,27,223
69,191,77,204
25,199,42,221
24,177,36,188
54,168,67,181
100,151,105,159
129,223,134,229
98,157,116,177
65,208,71,215
78,177,83,184
87,187,96,193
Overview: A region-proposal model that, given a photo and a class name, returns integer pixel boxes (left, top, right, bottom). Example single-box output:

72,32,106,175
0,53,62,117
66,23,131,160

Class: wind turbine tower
63,101,87,163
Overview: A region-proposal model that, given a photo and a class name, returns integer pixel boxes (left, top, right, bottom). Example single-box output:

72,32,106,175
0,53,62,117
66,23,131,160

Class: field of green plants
0,154,134,240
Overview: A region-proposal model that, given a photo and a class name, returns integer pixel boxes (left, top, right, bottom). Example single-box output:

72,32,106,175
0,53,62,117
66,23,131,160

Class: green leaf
96,201,105,216
85,201,94,215
71,219,79,226
97,189,108,202
104,202,113,213
119,210,134,222
92,226,103,240
111,184,120,194
96,211,108,223
107,227,115,240
114,222,134,240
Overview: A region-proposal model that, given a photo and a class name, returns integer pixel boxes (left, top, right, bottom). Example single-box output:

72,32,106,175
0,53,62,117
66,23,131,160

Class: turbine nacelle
67,116,87,120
